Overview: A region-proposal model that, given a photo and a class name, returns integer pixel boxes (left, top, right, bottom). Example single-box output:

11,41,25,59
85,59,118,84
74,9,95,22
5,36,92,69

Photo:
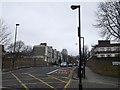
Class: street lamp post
12,24,20,69
81,37,85,78
71,5,82,90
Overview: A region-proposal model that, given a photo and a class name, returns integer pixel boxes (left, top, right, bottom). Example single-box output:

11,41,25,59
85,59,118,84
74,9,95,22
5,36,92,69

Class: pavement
71,67,120,90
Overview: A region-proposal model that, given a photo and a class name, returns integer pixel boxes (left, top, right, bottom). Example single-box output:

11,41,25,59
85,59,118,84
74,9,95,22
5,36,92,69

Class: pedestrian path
71,67,119,89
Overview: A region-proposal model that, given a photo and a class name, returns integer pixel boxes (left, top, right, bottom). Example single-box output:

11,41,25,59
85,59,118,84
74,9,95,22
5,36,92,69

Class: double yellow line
28,74,57,90
63,79,71,90
48,75,72,90
48,75,66,83
11,73,29,90
11,73,72,90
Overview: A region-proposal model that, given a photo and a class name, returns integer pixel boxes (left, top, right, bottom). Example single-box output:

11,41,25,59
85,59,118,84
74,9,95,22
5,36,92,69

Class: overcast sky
1,1,103,55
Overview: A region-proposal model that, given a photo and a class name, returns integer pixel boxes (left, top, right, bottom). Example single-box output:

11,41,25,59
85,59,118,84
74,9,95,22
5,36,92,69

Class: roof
93,40,120,47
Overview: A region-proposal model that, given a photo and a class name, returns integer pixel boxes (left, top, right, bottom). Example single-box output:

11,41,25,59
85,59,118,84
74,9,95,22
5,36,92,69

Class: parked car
73,63,78,66
68,63,73,67
60,62,67,67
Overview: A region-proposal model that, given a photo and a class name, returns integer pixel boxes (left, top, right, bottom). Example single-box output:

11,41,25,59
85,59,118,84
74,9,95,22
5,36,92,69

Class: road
2,66,72,90
2,66,120,90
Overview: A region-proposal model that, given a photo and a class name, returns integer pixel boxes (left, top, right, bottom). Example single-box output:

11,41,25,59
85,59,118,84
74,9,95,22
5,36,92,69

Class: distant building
47,46,53,64
33,43,51,66
90,40,120,58
33,43,62,66
52,49,57,64
33,43,46,61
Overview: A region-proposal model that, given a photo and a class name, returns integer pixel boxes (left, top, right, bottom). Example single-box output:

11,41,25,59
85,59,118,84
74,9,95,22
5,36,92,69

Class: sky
1,0,103,56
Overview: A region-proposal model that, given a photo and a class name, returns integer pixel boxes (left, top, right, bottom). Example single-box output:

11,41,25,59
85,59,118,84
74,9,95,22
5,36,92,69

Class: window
111,47,115,51
114,46,120,51
117,46,120,51
98,47,105,51
100,54,104,57
96,54,101,58
111,54,115,57
106,47,111,51
107,54,111,57
115,53,120,57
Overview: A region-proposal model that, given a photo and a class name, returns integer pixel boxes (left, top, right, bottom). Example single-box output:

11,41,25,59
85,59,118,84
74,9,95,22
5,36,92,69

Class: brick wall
2,57,48,71
86,57,120,77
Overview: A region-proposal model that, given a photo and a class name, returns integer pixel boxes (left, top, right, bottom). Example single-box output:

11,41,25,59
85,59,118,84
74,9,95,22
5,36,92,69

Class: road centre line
11,73,29,90
48,75,67,83
28,73,57,90
63,79,72,90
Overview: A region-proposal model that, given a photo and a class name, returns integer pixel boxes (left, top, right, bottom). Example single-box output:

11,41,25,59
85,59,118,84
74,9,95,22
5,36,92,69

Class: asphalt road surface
2,66,72,90
2,66,120,90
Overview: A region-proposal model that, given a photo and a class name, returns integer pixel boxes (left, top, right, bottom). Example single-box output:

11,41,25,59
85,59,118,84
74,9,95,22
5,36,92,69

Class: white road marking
47,69,58,75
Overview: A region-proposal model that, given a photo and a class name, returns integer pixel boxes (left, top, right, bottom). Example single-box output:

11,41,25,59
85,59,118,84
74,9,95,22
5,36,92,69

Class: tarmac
2,66,120,90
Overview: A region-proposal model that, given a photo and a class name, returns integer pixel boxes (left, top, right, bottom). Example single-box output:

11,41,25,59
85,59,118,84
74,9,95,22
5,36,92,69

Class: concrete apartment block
87,40,120,77
33,43,60,66
33,44,47,62
46,46,53,64
90,40,120,58
33,43,64,66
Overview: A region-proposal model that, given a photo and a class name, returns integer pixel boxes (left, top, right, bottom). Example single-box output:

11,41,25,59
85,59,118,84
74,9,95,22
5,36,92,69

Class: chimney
40,43,47,46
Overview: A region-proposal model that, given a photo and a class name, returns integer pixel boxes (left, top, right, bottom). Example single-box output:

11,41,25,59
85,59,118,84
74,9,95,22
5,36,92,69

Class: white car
68,63,73,67
60,62,67,67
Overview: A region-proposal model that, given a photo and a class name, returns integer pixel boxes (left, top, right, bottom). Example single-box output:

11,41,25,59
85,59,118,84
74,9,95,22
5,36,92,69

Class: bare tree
61,49,68,62
7,43,14,52
83,45,89,60
95,1,120,41
15,41,25,52
22,45,33,54
7,40,25,52
61,49,68,55
0,19,11,45
7,40,32,55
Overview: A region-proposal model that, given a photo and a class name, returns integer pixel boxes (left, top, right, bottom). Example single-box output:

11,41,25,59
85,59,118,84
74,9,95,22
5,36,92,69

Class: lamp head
71,5,80,10
16,24,20,26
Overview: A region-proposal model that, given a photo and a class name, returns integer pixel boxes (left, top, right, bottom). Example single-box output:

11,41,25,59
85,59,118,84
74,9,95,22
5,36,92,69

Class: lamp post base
79,83,82,90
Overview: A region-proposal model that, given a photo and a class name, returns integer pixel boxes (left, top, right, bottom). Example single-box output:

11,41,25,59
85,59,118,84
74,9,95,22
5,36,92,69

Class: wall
2,57,47,71
86,56,120,77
